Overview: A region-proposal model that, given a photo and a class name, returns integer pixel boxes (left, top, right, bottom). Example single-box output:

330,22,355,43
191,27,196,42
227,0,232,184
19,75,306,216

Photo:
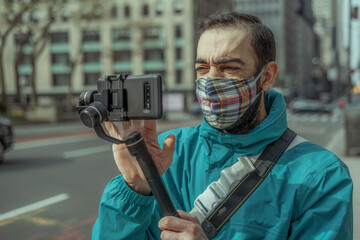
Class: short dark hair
197,12,276,73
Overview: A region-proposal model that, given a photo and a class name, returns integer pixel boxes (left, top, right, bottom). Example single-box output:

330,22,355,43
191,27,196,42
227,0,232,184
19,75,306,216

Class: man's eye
223,66,238,71
195,67,207,72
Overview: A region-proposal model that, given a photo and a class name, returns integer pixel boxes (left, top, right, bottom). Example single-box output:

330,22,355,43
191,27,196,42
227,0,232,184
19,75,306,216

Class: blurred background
0,0,359,239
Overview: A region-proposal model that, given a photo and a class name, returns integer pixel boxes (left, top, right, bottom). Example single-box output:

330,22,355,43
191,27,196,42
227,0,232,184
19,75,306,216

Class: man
92,12,353,239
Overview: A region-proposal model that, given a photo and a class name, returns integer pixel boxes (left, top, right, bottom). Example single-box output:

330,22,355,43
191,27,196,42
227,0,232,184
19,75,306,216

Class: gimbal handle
94,125,179,217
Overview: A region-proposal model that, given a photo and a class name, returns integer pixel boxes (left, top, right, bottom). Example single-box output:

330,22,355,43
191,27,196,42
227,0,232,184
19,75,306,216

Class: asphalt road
0,111,356,240
0,132,119,240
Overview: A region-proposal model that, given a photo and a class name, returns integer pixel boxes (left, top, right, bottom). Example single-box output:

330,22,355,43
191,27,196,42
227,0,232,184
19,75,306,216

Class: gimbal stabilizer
77,74,179,218
94,125,179,218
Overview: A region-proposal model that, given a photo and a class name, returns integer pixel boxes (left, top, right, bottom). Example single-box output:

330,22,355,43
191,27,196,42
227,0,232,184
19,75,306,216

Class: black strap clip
202,219,218,239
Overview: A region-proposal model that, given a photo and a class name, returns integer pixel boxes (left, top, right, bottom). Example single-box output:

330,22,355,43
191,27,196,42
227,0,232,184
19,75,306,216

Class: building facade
312,0,348,98
2,0,231,113
234,0,317,99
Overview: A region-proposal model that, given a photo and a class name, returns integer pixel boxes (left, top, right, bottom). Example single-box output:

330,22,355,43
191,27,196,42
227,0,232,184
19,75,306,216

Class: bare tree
27,5,57,107
2,0,111,112
65,0,111,109
0,0,40,112
13,30,32,108
66,19,83,111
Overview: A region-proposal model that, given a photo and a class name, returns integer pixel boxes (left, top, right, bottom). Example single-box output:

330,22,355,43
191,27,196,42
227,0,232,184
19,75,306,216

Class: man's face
195,28,264,134
195,28,258,79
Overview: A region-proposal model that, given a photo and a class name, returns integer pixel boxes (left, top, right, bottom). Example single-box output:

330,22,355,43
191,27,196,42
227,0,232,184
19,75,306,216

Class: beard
224,92,263,135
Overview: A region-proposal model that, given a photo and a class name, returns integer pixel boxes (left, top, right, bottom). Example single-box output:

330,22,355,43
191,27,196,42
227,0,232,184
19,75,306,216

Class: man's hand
158,210,208,240
105,120,175,195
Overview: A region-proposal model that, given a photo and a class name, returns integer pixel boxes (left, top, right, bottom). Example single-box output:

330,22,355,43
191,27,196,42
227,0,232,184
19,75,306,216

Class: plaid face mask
195,68,265,130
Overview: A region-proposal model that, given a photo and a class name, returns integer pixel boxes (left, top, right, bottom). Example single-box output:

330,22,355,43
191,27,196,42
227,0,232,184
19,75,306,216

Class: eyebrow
195,57,245,65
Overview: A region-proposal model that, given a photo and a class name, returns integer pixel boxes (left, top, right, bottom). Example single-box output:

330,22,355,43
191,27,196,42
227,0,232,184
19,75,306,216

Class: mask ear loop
252,65,267,95
246,66,267,108
255,65,267,81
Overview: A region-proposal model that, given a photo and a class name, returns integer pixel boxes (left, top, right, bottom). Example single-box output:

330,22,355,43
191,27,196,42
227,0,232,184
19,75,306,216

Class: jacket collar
199,89,288,157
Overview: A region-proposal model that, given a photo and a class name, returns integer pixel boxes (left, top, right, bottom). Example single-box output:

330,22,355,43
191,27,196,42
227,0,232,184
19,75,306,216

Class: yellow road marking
0,208,46,227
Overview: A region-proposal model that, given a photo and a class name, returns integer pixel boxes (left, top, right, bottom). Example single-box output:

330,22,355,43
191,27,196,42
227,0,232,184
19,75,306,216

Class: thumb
162,134,175,155
160,134,175,169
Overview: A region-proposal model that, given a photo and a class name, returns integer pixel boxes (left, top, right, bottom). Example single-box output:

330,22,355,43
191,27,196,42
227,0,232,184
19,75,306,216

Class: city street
0,111,359,239
1,1,359,239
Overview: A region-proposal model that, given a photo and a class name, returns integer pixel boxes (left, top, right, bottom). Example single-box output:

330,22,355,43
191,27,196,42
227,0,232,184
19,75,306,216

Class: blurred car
289,99,332,114
0,117,14,163
190,101,203,116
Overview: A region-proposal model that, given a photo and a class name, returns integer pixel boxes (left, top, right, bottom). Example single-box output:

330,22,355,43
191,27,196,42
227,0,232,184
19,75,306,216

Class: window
124,5,131,18
175,48,182,60
19,75,30,87
142,4,149,16
82,30,100,42
144,49,164,61
145,71,165,81
21,11,29,23
176,70,182,84
83,52,100,63
175,25,182,39
143,27,162,40
61,9,70,21
51,53,69,65
173,1,184,14
81,6,90,17
113,50,131,62
19,54,32,65
14,34,32,46
31,10,40,23
111,6,118,18
94,6,102,17
85,73,100,86
112,28,130,41
51,32,68,43
53,74,69,86
155,2,164,15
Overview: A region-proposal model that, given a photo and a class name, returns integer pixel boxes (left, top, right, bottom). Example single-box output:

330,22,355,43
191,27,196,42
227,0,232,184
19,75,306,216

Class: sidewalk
327,127,360,240
13,112,203,141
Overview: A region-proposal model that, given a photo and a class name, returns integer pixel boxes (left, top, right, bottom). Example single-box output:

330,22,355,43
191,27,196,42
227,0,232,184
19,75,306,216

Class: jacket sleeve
288,160,353,240
92,175,162,240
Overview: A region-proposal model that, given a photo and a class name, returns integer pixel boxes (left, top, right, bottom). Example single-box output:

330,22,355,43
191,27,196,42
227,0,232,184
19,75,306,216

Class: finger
159,215,196,232
132,120,142,127
178,210,200,225
104,121,113,132
160,230,179,240
121,121,131,129
104,122,120,138
143,120,156,132
161,134,175,156
159,216,179,231
158,134,175,172
159,216,205,239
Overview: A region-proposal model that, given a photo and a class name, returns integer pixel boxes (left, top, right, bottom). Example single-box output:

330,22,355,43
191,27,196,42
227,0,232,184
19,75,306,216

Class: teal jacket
92,90,353,239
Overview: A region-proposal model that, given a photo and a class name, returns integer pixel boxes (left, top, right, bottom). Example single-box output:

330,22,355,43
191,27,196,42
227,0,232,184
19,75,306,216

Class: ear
261,61,278,92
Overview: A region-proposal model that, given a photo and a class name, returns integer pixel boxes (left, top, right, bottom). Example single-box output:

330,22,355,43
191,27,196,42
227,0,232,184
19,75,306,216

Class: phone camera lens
144,83,152,110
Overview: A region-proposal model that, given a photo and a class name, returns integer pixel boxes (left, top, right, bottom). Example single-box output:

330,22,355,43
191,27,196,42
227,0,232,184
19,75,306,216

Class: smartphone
124,74,163,119
106,74,163,121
